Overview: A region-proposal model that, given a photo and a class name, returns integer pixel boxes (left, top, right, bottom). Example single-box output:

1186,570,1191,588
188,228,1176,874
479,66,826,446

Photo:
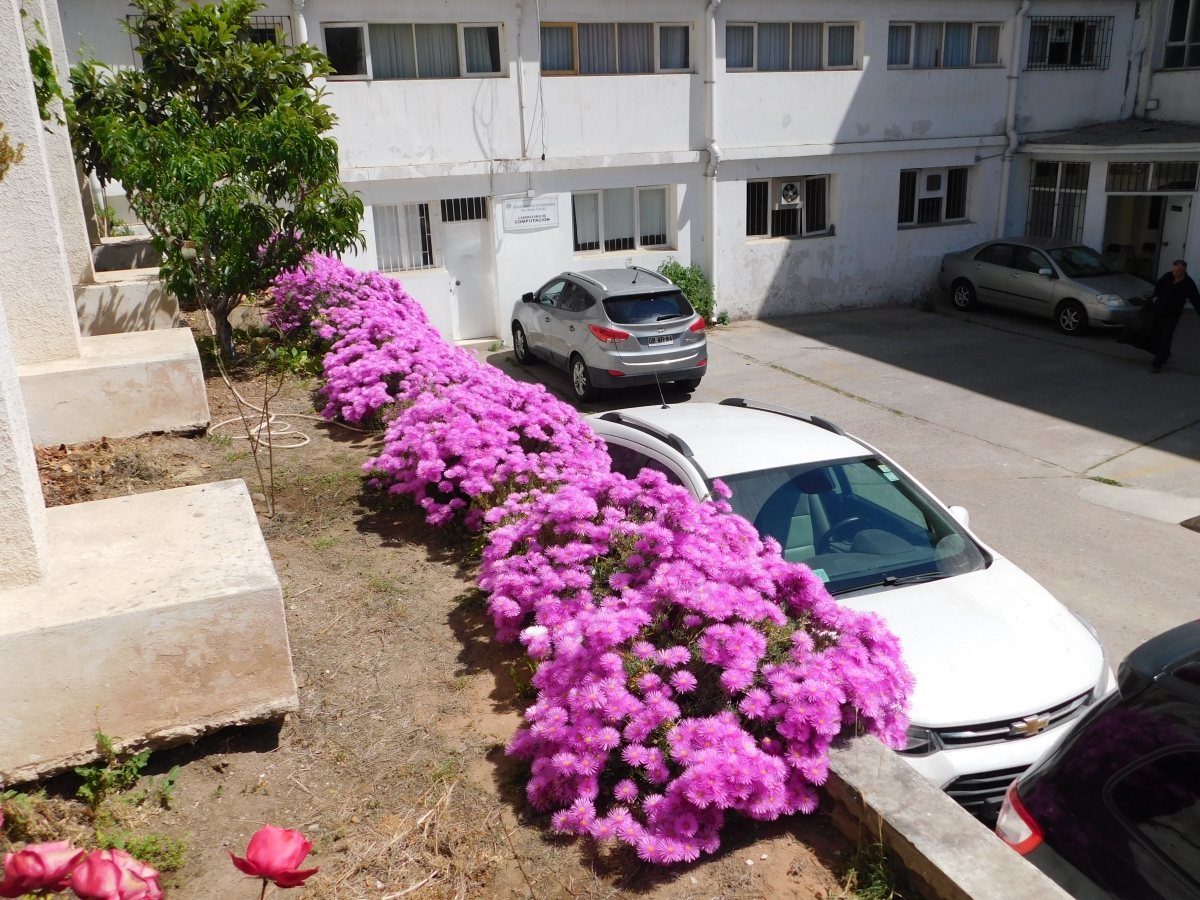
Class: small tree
657,258,715,324
70,0,363,357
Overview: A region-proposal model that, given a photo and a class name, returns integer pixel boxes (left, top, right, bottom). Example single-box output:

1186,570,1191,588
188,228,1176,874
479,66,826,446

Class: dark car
995,620,1200,899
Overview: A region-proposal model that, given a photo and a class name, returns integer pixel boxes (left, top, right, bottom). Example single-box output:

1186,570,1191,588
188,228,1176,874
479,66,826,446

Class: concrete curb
825,736,1071,900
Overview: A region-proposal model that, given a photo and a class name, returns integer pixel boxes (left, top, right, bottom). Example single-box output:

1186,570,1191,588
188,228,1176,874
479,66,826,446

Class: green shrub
656,258,715,323
97,830,188,871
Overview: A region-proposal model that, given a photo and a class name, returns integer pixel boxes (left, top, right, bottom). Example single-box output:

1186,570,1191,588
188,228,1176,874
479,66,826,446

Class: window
898,168,970,226
887,22,1003,67
1026,17,1113,70
572,187,674,253
1026,161,1090,242
1108,747,1200,886
542,23,691,74
326,22,503,79
1106,161,1200,192
440,197,489,222
247,16,290,45
1165,0,1200,67
746,177,831,238
725,23,858,71
374,203,440,272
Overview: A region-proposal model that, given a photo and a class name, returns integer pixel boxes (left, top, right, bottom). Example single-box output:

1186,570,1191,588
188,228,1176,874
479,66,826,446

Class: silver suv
939,238,1153,335
511,267,708,401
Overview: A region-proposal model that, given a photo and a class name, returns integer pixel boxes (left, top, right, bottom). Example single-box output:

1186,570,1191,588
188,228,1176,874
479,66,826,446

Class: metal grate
945,766,1029,826
897,170,917,224
946,167,969,219
1026,17,1113,70
440,197,488,222
1026,161,1090,242
771,207,800,238
805,177,828,233
935,691,1092,750
374,203,440,272
248,15,290,45
1107,161,1200,193
746,181,770,236
604,236,636,252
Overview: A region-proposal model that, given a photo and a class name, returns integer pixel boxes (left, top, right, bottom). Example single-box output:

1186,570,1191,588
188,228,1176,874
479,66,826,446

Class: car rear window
1108,747,1200,884
603,291,694,325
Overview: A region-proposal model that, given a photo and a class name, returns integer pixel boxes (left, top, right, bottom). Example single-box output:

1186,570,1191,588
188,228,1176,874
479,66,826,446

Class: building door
1161,196,1193,274
439,200,496,341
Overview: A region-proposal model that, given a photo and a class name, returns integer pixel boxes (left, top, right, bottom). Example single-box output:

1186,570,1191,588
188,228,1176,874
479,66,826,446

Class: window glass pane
727,24,754,68
747,181,769,236
1169,0,1192,42
402,203,434,268
369,24,416,79
1061,162,1090,191
917,197,943,224
1047,22,1071,65
608,445,684,486
974,25,1000,65
572,194,599,252
463,26,501,74
758,23,790,71
772,207,800,238
1165,44,1187,67
805,177,828,233
897,170,917,224
946,168,968,219
1028,24,1049,65
603,187,635,251
1110,749,1200,885
541,25,574,71
415,23,460,77
1188,44,1200,66
1032,160,1060,189
660,25,689,69
943,23,971,67
639,188,668,246
1153,161,1200,191
792,23,822,69
1191,2,1200,42
888,24,911,65
578,23,616,74
914,22,942,68
324,26,366,76
619,23,654,73
827,25,855,67
975,243,1015,266
1107,162,1149,192
373,205,402,272
1012,247,1051,273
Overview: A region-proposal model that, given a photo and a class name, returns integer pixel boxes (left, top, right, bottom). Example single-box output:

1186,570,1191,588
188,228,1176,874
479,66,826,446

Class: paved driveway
486,297,1200,661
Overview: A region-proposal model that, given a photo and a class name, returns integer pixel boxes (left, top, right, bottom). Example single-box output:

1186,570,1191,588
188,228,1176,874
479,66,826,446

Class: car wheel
512,323,537,364
1056,300,1088,335
674,378,701,392
951,279,979,310
570,354,597,402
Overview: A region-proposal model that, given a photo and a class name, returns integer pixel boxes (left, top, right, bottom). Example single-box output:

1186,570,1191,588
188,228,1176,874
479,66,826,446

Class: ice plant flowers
231,825,319,895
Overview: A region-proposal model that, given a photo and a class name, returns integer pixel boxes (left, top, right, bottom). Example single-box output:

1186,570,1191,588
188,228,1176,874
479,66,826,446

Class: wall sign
502,197,560,231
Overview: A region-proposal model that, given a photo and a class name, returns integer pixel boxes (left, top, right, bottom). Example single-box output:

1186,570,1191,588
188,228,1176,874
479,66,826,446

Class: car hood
1074,272,1154,297
838,559,1103,729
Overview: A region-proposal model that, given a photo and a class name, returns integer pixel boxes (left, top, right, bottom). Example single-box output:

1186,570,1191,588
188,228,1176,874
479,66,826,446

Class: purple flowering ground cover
270,256,914,865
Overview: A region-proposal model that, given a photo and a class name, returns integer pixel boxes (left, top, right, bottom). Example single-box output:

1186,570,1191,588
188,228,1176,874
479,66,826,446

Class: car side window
1107,746,1200,888
608,443,685,487
1012,247,1053,274
559,283,592,314
975,243,1016,267
540,280,567,307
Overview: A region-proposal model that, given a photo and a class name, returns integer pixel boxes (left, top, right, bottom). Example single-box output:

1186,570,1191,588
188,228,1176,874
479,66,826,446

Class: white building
58,0,1200,342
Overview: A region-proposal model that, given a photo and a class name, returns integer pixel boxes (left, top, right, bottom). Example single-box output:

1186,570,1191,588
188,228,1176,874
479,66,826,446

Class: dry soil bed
9,363,896,900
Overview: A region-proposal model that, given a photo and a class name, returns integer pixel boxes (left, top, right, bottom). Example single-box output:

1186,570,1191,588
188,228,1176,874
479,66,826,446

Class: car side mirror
948,506,970,530
1038,268,1057,279
522,292,535,303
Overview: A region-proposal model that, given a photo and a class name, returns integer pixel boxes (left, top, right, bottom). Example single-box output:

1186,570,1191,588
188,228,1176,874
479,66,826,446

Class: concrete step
75,267,179,336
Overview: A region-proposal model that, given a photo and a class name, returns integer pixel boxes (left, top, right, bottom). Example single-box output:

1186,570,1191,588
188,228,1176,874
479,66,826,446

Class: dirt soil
13,360,872,900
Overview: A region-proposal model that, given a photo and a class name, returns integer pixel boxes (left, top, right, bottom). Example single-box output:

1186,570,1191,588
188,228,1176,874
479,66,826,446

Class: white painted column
0,0,83,366
291,0,307,45
0,293,50,590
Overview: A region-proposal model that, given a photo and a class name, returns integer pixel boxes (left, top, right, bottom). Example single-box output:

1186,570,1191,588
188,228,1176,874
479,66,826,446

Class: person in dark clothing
1148,260,1200,373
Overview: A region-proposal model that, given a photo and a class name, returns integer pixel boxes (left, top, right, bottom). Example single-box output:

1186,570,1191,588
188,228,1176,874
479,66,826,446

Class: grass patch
313,536,340,550
1089,476,1123,487
840,841,926,900
97,830,188,872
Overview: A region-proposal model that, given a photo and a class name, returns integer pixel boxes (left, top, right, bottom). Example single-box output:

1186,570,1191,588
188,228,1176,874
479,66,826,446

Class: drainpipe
704,0,722,308
516,0,528,158
996,0,1030,237
291,0,307,45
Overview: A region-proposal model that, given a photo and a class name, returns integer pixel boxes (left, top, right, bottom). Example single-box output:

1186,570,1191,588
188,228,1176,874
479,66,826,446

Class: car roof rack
627,265,671,285
571,272,607,290
599,412,695,457
718,397,847,436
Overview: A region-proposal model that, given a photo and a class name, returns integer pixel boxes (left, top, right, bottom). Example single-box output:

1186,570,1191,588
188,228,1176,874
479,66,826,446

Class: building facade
58,0,1200,342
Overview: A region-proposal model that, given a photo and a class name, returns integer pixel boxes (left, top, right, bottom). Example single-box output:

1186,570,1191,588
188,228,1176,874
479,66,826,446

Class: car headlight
1095,293,1128,308
899,725,940,756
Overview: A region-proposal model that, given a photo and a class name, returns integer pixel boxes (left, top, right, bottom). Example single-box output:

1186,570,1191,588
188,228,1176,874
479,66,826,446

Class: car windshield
604,291,694,325
1047,246,1119,278
717,456,987,595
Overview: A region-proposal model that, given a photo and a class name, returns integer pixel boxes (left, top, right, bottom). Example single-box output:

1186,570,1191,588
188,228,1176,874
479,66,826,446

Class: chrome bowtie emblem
1010,714,1051,737
657,328,666,334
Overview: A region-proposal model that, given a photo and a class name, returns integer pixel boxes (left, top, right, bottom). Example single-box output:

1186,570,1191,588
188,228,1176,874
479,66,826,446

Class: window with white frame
897,168,970,226
746,177,830,238
1106,161,1200,192
540,23,691,74
128,14,291,54
887,23,1002,67
572,187,673,253
1026,162,1089,242
1026,17,1113,70
322,22,503,79
374,203,442,272
1164,0,1200,67
726,23,857,71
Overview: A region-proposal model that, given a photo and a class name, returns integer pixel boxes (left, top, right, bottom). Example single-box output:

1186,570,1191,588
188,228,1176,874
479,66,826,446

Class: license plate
648,335,673,346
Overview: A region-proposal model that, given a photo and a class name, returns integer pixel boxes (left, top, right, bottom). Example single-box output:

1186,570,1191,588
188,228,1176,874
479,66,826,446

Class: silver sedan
938,237,1154,334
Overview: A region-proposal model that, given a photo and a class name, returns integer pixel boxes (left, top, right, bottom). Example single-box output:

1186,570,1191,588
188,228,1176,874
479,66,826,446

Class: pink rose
230,825,319,889
70,849,162,900
0,841,85,898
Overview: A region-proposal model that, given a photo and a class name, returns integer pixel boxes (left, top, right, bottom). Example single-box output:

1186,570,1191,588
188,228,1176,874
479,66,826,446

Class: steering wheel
817,516,864,554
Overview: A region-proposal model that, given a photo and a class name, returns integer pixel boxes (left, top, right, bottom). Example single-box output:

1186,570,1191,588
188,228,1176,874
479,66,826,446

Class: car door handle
543,316,550,322
569,325,575,331
974,264,982,269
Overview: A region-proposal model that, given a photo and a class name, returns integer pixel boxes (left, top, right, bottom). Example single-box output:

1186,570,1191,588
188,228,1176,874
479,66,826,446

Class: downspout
291,0,307,45
996,0,1030,237
516,0,528,158
705,0,722,309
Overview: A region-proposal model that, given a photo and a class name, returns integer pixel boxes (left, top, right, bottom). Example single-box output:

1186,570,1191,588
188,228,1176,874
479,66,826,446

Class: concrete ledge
0,480,297,785
17,328,210,444
76,268,179,336
826,736,1072,900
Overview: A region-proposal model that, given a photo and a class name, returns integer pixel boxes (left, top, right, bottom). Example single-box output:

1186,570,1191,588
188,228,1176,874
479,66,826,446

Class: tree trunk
213,298,237,359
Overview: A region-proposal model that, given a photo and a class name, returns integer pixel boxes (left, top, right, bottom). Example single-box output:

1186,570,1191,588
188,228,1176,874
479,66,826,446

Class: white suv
589,399,1115,824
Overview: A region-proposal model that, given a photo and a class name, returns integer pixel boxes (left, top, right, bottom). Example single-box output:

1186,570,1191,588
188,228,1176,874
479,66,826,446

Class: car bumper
1086,304,1143,326
589,360,707,389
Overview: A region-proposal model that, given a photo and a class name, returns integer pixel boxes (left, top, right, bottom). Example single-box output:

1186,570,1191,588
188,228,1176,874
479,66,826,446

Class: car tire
951,279,979,311
569,354,598,402
512,323,537,364
674,378,701,392
1056,299,1088,335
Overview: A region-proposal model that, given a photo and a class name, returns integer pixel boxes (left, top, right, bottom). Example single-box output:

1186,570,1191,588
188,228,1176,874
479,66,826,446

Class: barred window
440,197,489,221
747,177,831,239
1106,161,1199,192
1164,0,1200,67
247,16,290,45
746,181,770,236
1026,162,1090,242
1026,17,1113,70
898,167,970,226
374,203,441,272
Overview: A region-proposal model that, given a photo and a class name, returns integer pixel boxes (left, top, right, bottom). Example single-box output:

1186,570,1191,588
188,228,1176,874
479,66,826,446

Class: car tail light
996,781,1042,855
689,318,706,332
588,324,631,343
697,359,706,366
606,370,625,377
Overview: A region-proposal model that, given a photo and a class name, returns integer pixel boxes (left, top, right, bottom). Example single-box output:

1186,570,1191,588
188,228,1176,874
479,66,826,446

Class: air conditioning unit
919,169,947,201
775,179,803,208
